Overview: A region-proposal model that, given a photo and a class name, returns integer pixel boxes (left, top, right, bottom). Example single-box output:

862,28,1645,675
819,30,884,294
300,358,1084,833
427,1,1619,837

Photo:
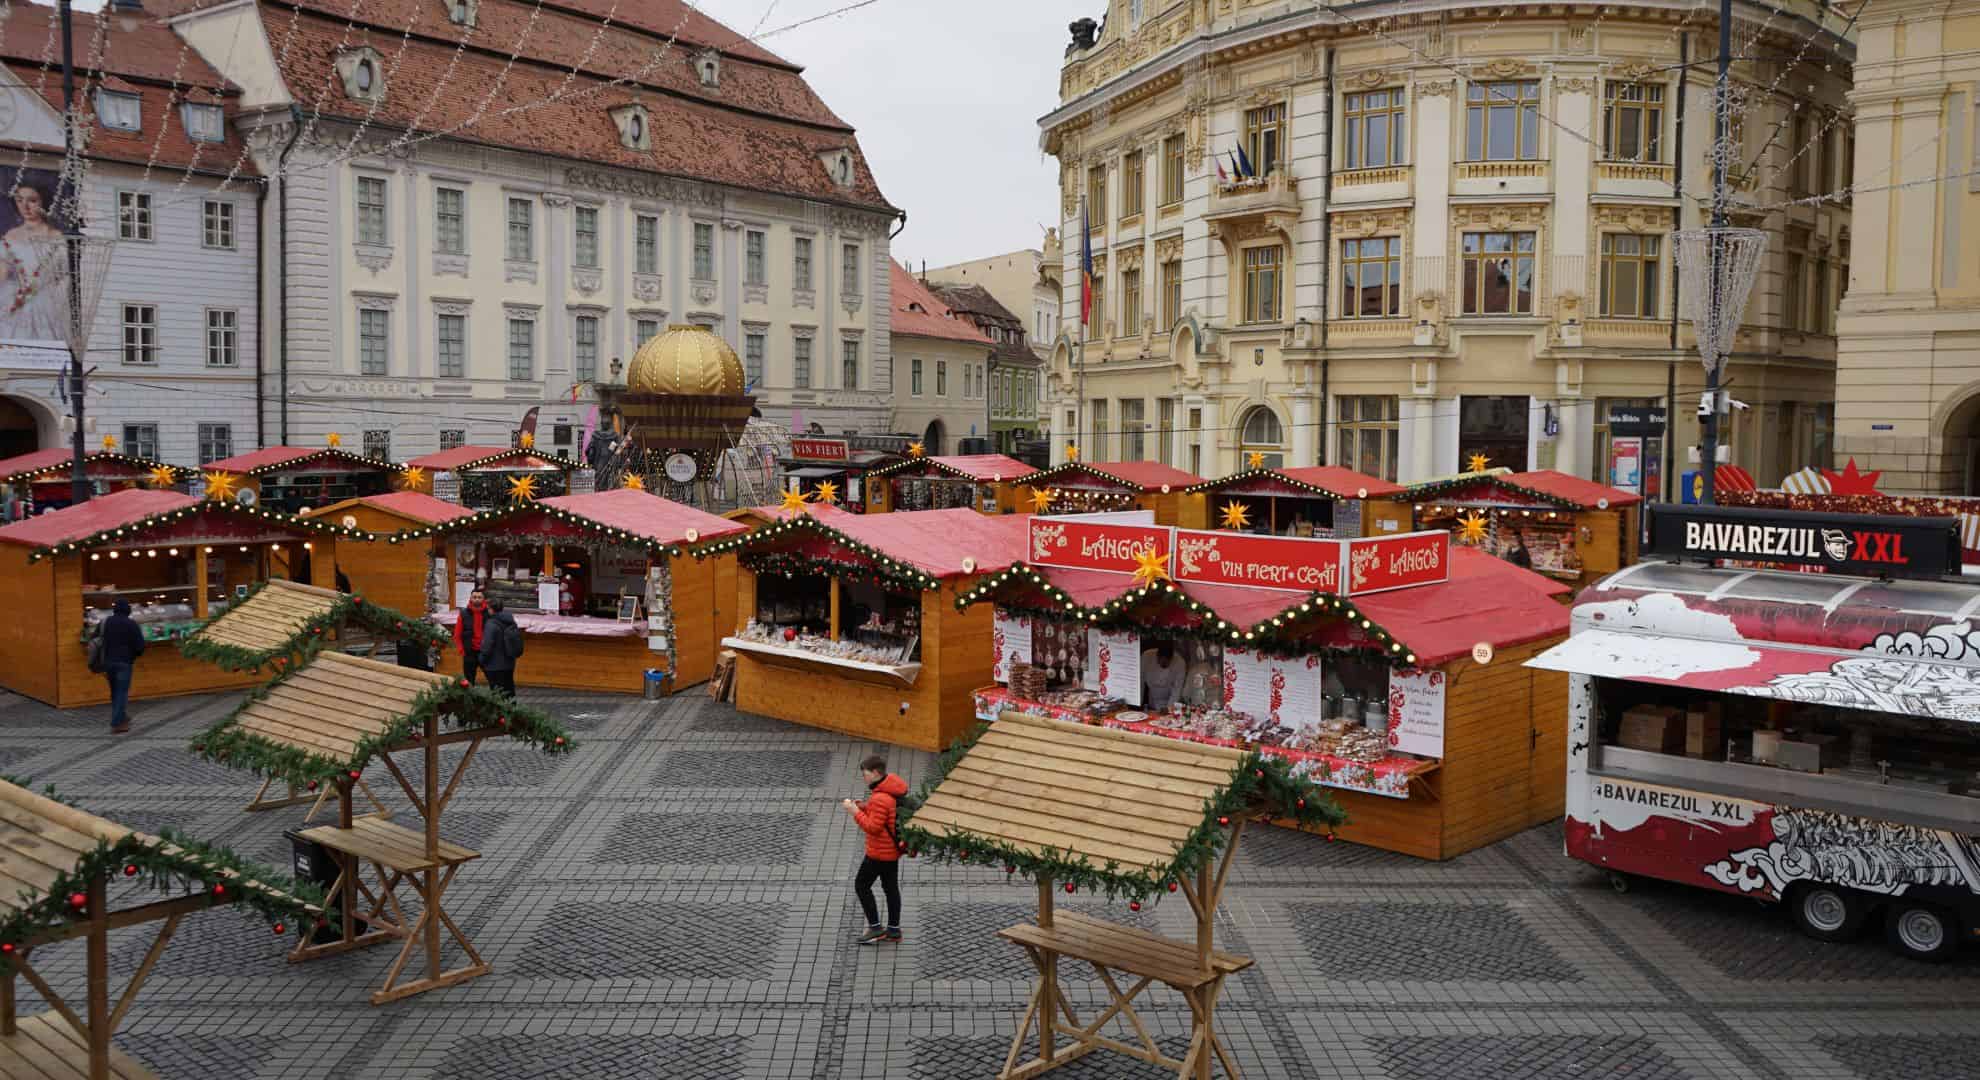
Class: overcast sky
698,0,1069,269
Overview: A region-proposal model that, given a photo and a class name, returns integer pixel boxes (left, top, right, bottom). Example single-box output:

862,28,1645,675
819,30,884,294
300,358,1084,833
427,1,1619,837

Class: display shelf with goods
865,452,1031,515
698,506,1033,750
0,448,194,520
403,445,579,510
1179,464,1412,539
0,489,360,707
201,447,406,516
1528,512,1980,960
1407,468,1642,589
1014,460,1205,524
961,515,1575,859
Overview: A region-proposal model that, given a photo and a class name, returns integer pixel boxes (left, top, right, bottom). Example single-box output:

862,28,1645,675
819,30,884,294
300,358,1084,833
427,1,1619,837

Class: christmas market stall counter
1178,464,1410,538
200,446,405,516
697,506,1033,751
301,492,476,619
398,488,746,694
865,453,1033,514
1406,468,1641,588
0,448,192,519
1015,461,1204,523
403,445,579,509
0,779,321,1079
0,489,370,708
961,516,1573,860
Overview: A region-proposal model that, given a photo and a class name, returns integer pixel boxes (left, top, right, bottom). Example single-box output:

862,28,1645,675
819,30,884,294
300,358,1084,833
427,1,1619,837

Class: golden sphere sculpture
624,324,746,397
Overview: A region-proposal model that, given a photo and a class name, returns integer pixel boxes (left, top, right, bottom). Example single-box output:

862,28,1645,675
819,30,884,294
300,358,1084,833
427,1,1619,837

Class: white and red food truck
1530,505,1980,961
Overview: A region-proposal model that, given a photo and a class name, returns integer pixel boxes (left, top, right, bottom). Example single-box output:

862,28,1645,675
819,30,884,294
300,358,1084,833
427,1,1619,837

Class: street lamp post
58,0,87,507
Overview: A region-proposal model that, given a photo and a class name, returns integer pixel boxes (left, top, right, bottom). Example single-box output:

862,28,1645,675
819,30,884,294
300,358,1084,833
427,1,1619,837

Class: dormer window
181,102,224,143
446,0,477,25
97,90,140,132
336,47,386,103
694,49,721,88
818,148,855,189
608,103,651,150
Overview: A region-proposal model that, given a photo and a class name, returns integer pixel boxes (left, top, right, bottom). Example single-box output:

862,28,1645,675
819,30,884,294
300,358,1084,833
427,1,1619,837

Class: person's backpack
887,788,921,852
504,620,525,660
86,631,105,674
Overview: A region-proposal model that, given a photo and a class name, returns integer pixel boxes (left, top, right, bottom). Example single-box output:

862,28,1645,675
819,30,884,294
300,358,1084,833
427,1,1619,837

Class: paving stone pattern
7,686,1980,1079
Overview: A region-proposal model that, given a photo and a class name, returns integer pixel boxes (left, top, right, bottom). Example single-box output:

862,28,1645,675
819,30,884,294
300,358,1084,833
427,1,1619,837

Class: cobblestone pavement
6,687,1980,1080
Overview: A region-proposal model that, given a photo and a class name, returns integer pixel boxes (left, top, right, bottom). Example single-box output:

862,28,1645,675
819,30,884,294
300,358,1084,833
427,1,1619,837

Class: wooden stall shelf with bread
1178,463,1411,538
865,451,1032,515
1014,460,1204,524
1405,468,1642,589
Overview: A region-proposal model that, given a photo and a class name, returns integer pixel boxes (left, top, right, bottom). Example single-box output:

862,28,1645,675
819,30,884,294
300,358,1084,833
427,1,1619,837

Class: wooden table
295,818,485,1005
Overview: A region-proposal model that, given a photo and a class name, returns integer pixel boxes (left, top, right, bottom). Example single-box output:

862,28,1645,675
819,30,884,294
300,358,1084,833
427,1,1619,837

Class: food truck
1528,504,1980,960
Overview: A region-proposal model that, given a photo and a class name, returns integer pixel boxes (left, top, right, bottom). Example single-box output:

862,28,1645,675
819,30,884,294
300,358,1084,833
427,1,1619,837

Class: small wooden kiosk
865,453,1031,514
900,712,1342,1079
0,780,318,1080
301,492,474,618
697,506,1030,750
779,436,901,510
0,489,367,708
1178,465,1410,537
403,445,579,509
1406,469,1641,588
398,488,746,694
202,447,404,515
0,448,188,518
1015,461,1204,523
193,650,571,1004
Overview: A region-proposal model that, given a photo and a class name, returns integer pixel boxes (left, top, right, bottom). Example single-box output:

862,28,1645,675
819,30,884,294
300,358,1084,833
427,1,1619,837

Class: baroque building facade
1041,0,1853,489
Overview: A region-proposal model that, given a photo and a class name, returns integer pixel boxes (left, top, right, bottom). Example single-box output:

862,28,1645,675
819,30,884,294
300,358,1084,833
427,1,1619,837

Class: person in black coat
97,599,146,734
477,601,523,698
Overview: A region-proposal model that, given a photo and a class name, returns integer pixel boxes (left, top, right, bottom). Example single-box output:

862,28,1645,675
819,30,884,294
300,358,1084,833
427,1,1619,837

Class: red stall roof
0,489,198,547
537,489,747,546
312,491,476,526
204,447,401,475
870,453,1033,483
404,445,575,472
1018,460,1206,493
1184,465,1406,499
1406,469,1641,510
0,449,188,485
726,507,1031,579
744,502,858,524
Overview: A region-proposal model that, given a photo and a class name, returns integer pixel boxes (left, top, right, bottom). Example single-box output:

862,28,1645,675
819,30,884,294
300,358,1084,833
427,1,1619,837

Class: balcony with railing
1206,171,1301,226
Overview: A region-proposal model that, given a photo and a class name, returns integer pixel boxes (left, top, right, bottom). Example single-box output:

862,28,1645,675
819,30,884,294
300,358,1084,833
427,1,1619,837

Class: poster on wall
1084,627,1141,702
0,167,74,349
1276,654,1324,733
1222,646,1273,718
1387,667,1447,757
1609,436,1643,494
992,610,1031,682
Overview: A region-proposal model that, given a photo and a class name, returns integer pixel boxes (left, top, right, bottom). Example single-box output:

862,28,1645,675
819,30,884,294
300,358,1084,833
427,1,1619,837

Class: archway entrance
1944,392,1980,495
922,419,947,456
0,396,45,459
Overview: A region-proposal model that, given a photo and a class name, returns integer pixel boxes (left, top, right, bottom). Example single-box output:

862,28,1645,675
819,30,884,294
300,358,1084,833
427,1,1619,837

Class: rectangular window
356,176,387,245
745,230,766,285
1342,89,1407,169
793,236,813,290
1460,231,1537,314
574,206,599,268
1791,113,1813,195
692,222,715,279
1598,234,1662,318
1120,268,1141,337
201,200,235,250
635,214,658,275
197,423,232,465
1340,237,1403,318
1244,103,1285,176
507,318,533,381
1090,275,1105,336
841,244,860,292
793,337,812,389
117,191,152,241
637,317,660,345
440,429,467,450
182,102,224,143
122,424,158,460
1162,134,1185,205
911,357,923,396
437,313,466,378
506,197,532,261
1466,81,1542,161
1121,397,1145,460
1336,395,1400,483
1784,251,1806,332
363,430,390,462
1091,399,1109,458
1161,258,1181,328
205,309,238,367
433,187,465,255
121,304,157,364
1812,259,1830,334
1157,398,1175,464
841,339,859,389
97,90,140,131
1122,151,1144,217
936,359,948,396
744,332,765,387
1602,82,1665,162
359,308,389,375
1242,245,1281,324
574,314,599,381
1088,165,1107,221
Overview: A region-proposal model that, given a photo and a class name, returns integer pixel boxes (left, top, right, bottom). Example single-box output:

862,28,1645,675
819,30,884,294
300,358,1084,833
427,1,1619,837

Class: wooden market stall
865,453,1031,514
301,492,475,618
0,779,318,1080
0,448,189,519
779,435,901,512
1178,464,1409,537
960,518,1573,860
1405,469,1642,588
698,506,1032,750
898,712,1343,1079
403,445,579,509
0,489,368,708
192,650,571,1004
1014,461,1204,523
202,446,404,516
398,488,747,694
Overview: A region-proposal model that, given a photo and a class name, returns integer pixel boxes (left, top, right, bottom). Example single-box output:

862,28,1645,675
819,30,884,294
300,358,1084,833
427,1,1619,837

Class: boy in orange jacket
841,753,908,945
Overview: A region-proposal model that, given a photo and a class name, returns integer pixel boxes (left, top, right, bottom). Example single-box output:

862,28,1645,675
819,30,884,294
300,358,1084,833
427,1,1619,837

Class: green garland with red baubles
177,583,449,673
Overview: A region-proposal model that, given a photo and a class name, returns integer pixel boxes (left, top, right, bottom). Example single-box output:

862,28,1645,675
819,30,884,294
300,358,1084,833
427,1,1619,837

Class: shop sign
1387,667,1446,757
992,611,1031,682
1028,518,1171,573
790,437,850,462
664,453,698,483
1648,505,1961,580
1172,529,1343,592
1084,627,1141,702
1344,530,1449,595
1607,405,1667,437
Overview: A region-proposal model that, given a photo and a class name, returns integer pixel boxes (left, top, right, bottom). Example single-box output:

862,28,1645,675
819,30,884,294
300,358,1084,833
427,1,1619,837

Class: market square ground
4,688,1978,1080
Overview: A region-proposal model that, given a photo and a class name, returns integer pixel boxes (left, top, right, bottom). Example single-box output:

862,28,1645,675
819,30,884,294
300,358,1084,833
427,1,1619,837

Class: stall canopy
204,446,402,477
391,487,747,550
0,487,369,560
701,506,1031,583
0,447,190,487
1021,460,1206,494
1182,464,1406,500
869,453,1032,483
1406,468,1643,510
404,445,577,474
313,490,476,527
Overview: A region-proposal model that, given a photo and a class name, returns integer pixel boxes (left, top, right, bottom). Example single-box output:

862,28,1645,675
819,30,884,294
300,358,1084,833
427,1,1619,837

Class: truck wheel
1788,883,1865,943
1606,870,1632,894
1885,901,1959,962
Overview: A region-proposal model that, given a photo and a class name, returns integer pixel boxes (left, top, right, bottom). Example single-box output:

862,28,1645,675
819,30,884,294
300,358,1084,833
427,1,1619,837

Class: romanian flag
1080,195,1093,329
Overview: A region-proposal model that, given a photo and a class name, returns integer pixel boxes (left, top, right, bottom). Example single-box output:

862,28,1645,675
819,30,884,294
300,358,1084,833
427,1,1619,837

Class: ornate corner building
1040,0,1854,491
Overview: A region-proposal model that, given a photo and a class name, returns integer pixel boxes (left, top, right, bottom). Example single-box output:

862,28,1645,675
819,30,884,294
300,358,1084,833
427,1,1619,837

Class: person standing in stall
1142,640,1186,711
455,587,490,685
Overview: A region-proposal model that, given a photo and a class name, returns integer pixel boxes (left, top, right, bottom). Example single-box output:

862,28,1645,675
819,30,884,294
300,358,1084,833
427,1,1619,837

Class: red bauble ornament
1129,901,1142,912
68,893,86,910
1217,816,1230,826
783,627,798,642
123,864,138,877
307,780,319,791
1167,881,1178,893
273,923,285,934
1325,833,1336,842
212,883,226,897
1255,770,1264,779
1,943,14,955
553,736,565,746
1296,798,1305,810
348,770,361,779
1004,866,1015,874
458,680,471,689
1063,882,1076,894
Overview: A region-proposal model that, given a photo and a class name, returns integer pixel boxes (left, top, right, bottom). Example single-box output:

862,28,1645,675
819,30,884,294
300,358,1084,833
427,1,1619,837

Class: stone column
542,193,571,375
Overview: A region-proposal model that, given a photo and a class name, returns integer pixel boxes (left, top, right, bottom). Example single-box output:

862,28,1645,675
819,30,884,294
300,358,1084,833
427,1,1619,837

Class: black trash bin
286,829,365,944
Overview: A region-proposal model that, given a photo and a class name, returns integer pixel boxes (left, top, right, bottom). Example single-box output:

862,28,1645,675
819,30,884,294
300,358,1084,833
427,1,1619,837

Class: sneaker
856,927,888,945
109,724,131,736
881,929,903,944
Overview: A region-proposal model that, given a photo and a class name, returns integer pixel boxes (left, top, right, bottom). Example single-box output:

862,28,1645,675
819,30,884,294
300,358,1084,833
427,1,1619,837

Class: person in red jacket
453,588,489,685
841,753,908,945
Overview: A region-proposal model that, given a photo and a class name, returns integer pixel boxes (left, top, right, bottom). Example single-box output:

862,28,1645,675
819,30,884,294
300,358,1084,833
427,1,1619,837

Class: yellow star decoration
147,466,177,488
203,471,238,501
326,432,343,448
398,466,426,491
507,474,539,501
907,442,925,457
1065,443,1080,461
1220,501,1252,530
813,480,839,504
779,487,812,514
101,434,117,451
1466,452,1490,474
1030,487,1057,512
1246,450,1265,469
519,432,536,449
622,473,647,491
1456,511,1490,545
1130,547,1172,587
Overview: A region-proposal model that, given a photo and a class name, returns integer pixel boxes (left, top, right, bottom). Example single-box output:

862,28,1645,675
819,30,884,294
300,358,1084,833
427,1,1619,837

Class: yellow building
1040,1,1853,492
1834,0,1980,494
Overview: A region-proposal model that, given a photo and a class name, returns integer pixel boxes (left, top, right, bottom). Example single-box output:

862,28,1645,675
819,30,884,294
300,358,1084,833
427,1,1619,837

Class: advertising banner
1387,667,1447,757
1084,627,1141,701
1029,518,1171,574
992,610,1031,682
1172,529,1343,592
1344,530,1450,595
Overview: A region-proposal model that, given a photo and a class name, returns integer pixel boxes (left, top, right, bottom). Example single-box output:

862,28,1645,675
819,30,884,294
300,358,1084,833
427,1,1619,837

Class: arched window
1238,406,1285,469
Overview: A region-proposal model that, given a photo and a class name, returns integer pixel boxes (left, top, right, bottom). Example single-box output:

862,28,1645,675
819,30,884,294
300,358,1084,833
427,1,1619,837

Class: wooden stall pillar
86,872,107,1080
541,544,554,576
829,576,842,641
193,549,209,619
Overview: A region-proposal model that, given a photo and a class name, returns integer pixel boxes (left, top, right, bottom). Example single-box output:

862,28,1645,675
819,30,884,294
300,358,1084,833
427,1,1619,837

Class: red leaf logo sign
1222,661,1237,706
1269,670,1286,723
1098,644,1111,686
1305,655,1321,670
992,626,1007,678
1428,670,1445,689
1387,685,1407,746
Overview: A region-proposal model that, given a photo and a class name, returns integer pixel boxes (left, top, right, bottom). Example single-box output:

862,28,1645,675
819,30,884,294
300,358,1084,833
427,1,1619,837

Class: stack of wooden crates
1618,701,1721,758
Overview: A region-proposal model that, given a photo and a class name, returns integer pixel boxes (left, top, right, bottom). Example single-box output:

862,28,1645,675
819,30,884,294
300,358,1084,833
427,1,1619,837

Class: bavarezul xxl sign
1648,505,1959,580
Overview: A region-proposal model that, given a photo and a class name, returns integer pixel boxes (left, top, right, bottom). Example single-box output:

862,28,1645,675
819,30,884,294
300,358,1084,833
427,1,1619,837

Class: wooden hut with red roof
1179,464,1412,537
0,448,189,516
1014,460,1204,523
0,488,364,706
202,446,405,515
403,445,580,508
865,452,1032,514
300,491,475,618
391,488,747,694
1404,469,1642,588
696,507,1032,749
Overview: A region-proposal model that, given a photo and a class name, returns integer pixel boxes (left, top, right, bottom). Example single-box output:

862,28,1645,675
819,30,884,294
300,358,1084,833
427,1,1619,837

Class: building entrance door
1459,395,1529,472
0,395,43,459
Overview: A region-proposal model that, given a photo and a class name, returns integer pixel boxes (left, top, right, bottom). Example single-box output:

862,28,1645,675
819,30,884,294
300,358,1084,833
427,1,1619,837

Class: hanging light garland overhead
26,500,376,563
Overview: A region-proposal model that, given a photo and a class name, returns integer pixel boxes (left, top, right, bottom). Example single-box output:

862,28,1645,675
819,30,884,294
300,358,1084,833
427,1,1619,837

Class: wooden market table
0,781,316,1080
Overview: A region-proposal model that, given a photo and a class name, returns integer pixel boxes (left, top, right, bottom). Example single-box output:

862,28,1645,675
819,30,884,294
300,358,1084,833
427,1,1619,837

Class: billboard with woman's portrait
0,168,74,347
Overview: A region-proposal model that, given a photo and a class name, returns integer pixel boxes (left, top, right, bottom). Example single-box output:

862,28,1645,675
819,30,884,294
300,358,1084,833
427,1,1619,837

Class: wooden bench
0,1014,158,1080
